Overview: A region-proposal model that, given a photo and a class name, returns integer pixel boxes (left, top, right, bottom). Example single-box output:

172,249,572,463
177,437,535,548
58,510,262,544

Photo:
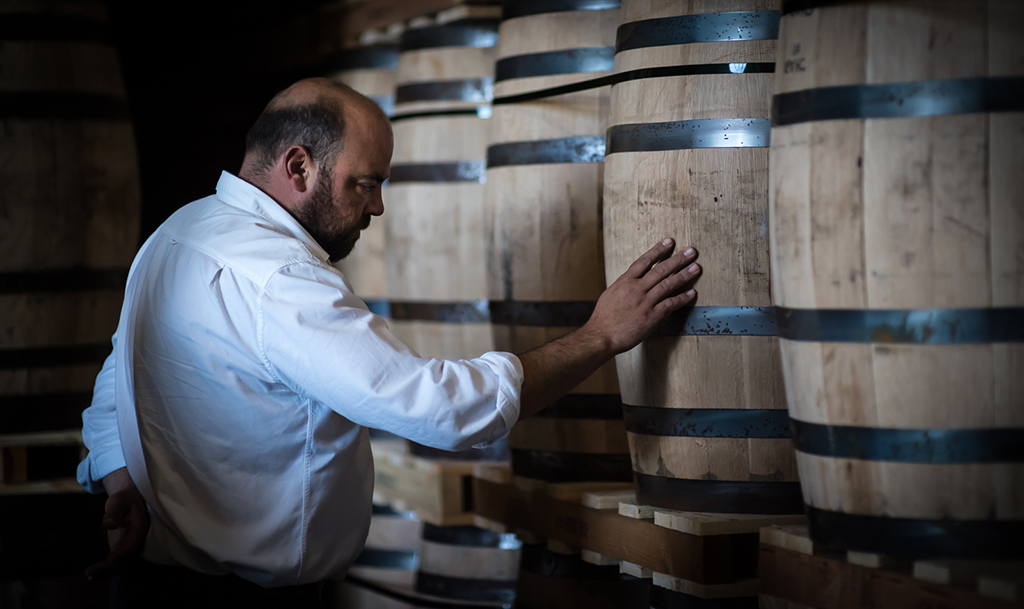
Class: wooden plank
621,561,652,579
581,549,618,566
582,490,635,510
653,572,759,600
849,551,909,570
759,525,818,556
759,544,1021,609
913,560,1012,586
472,476,739,584
653,509,805,537
978,566,1024,603
371,442,478,526
618,500,654,520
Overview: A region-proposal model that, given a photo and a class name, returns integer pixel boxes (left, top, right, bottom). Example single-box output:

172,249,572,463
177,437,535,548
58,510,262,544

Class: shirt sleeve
258,262,523,451
77,332,127,494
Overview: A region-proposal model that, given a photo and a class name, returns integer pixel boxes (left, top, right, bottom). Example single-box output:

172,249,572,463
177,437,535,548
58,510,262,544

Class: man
78,79,701,607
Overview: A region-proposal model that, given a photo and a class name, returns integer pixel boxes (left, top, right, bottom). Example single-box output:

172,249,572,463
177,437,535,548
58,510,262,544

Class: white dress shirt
77,172,522,587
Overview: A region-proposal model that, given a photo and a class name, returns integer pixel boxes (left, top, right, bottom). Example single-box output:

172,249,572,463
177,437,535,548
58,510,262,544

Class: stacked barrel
386,17,498,361
770,0,1024,559
326,44,398,302
0,0,140,580
486,1,630,484
603,0,799,515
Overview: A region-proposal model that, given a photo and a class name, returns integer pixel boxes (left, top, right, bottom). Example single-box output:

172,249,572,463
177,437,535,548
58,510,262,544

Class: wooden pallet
0,430,84,491
472,463,803,587
759,525,1024,609
371,439,502,526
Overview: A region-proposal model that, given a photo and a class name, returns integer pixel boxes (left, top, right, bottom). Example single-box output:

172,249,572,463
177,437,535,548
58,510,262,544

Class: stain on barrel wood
769,0,1024,558
603,0,800,513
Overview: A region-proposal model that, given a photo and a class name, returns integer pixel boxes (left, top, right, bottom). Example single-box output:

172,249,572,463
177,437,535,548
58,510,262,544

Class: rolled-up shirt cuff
472,351,523,449
77,446,127,494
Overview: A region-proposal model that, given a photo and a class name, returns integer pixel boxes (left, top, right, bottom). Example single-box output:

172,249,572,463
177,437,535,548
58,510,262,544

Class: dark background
107,0,328,241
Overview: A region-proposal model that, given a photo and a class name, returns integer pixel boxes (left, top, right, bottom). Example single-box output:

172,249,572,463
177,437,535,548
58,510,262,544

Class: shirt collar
214,171,331,263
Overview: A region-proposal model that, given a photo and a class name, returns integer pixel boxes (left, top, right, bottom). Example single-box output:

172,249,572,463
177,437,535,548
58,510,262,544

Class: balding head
241,78,388,184
237,78,393,262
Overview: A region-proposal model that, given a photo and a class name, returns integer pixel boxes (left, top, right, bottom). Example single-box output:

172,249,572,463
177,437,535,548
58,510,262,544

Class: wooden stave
413,523,521,604
0,0,140,479
348,504,422,586
387,20,503,460
602,0,799,513
769,1,1024,557
485,7,632,483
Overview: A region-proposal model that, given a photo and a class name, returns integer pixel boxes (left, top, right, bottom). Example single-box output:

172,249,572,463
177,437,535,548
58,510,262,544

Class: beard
294,170,367,262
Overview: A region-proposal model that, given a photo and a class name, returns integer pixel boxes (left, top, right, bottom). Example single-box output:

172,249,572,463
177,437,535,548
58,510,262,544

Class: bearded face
294,169,368,262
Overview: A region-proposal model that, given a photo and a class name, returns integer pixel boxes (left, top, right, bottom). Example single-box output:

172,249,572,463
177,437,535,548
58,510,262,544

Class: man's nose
369,190,385,216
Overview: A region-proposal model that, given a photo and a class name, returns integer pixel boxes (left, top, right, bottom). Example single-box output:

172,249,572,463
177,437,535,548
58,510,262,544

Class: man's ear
282,145,316,193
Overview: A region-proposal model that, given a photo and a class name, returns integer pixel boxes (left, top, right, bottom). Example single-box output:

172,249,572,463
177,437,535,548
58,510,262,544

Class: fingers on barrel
627,238,675,278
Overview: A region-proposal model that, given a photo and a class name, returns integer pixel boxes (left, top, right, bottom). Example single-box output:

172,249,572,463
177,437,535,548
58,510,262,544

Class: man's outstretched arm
517,238,700,419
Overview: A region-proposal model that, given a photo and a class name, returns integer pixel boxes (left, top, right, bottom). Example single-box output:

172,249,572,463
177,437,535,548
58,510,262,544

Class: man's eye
359,183,377,191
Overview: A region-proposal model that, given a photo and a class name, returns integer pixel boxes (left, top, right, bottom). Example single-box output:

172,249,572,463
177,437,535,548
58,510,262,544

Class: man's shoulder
158,194,331,290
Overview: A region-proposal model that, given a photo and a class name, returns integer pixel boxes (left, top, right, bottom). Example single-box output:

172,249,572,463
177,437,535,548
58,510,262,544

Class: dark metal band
791,419,1024,464
395,78,493,104
488,300,594,326
389,108,486,123
616,11,781,54
0,91,129,120
487,136,605,167
354,548,418,570
650,586,757,609
362,299,390,318
654,306,777,337
415,572,517,604
495,46,615,83
387,160,486,184
772,76,1024,127
400,20,499,52
511,449,633,483
607,118,771,154
0,268,129,294
0,392,93,434
420,523,512,548
807,506,1024,560
371,503,416,517
0,13,112,43
503,0,620,21
387,300,489,322
408,438,510,461
519,543,623,579
346,575,499,609
776,306,1024,344
493,62,775,106
323,46,399,71
535,394,623,420
624,405,791,438
634,473,804,515
0,345,110,369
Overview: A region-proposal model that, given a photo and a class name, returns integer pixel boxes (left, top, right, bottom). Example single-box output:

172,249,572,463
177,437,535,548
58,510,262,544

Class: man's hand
588,238,700,354
85,467,150,579
516,238,700,418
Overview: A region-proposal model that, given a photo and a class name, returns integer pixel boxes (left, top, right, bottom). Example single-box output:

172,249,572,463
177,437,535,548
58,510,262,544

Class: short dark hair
243,96,346,178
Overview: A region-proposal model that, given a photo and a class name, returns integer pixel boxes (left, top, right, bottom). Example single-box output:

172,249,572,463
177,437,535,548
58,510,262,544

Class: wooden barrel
385,18,498,363
515,545,650,609
414,524,521,603
603,0,802,513
770,0,1024,558
326,45,398,301
0,1,140,484
348,504,422,587
485,1,631,483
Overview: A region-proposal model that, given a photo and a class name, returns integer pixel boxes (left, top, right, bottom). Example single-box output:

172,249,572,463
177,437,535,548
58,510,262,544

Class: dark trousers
110,560,323,609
